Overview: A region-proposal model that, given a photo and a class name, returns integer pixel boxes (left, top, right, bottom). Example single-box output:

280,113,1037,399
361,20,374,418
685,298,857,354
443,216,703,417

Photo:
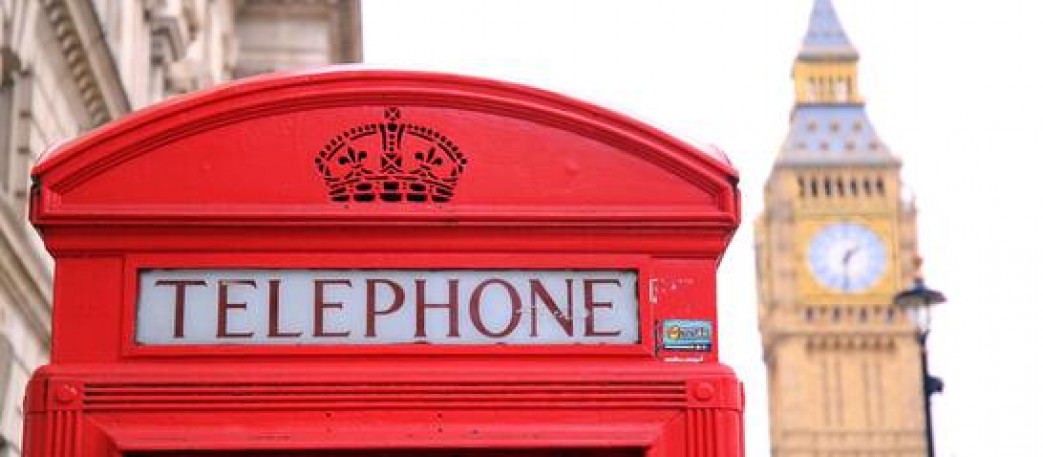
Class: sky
364,1,1043,456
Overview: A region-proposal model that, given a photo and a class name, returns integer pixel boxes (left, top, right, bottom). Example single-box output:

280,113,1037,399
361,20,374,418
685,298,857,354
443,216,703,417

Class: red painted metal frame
25,363,744,455
23,69,744,457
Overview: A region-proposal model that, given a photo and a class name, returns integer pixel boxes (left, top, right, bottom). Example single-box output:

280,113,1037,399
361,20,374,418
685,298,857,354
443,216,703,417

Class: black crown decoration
315,107,467,203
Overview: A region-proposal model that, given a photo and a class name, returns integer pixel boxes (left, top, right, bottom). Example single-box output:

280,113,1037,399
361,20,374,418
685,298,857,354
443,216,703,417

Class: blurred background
1,1,1040,456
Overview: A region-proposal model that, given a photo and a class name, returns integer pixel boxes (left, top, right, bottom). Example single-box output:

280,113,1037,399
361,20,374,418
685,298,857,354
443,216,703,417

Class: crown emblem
315,107,467,203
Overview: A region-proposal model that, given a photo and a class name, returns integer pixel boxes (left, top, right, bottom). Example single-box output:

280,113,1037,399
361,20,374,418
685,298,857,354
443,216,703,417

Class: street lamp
892,259,946,457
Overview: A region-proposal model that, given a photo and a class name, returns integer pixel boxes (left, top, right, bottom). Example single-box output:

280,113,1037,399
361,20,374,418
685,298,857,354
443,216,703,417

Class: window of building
835,79,849,102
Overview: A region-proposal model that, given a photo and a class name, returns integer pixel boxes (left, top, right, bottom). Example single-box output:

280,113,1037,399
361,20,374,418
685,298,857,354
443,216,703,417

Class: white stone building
0,1,361,453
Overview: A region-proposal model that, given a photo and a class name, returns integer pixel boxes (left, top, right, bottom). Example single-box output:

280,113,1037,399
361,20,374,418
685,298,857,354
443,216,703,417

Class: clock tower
755,1,928,456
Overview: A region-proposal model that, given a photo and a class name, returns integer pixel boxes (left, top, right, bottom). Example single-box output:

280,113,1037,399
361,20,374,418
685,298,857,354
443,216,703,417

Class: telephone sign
137,269,639,345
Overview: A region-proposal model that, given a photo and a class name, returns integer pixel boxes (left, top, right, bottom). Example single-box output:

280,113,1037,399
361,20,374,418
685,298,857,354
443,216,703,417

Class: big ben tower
755,1,928,456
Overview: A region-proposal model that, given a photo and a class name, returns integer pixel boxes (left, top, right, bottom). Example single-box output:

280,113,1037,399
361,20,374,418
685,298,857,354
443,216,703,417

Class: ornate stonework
0,1,360,454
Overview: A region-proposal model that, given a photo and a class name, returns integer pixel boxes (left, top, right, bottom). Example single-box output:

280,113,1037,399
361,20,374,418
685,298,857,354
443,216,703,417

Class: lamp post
893,259,946,457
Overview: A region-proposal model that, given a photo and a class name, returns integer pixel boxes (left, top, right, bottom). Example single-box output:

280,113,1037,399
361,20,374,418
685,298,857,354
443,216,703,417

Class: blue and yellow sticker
662,319,712,351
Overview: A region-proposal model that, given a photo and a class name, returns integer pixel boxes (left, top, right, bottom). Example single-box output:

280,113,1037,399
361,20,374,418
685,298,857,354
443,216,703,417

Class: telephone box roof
31,68,739,230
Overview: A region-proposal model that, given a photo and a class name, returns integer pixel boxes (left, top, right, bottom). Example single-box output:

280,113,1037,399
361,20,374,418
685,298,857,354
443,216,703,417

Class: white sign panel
136,269,639,345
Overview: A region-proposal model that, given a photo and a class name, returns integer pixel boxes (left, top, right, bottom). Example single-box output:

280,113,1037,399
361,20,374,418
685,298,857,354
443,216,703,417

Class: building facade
0,1,360,454
755,1,926,456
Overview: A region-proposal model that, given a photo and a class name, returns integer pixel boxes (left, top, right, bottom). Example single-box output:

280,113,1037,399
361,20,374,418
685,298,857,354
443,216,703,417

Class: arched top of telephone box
28,67,738,263
31,69,738,232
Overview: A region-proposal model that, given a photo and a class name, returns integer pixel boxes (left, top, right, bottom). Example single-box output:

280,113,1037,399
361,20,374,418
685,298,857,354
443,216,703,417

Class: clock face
808,223,887,293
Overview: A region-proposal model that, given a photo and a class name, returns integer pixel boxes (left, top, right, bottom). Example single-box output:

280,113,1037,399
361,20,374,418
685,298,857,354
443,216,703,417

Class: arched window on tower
850,178,858,196
864,178,873,196
876,177,886,195
810,178,819,197
836,176,845,197
824,177,832,197
836,77,850,102
798,176,806,198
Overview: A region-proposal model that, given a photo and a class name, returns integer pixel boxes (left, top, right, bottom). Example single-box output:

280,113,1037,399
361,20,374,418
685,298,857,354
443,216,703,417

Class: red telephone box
23,69,743,456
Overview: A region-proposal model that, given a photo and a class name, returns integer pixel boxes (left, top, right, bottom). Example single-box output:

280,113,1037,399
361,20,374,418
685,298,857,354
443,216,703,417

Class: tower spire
776,0,897,166
799,0,858,61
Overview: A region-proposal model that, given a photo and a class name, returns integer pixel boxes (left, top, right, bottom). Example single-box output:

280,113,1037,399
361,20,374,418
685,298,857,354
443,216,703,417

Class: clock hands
841,244,862,292
842,244,861,264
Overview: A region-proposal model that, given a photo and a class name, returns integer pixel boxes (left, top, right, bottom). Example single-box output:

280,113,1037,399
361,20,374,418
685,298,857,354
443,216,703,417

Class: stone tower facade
755,1,927,456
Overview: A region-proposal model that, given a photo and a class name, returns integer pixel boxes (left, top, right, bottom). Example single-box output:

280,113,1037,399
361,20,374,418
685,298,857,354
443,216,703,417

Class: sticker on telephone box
662,319,712,351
